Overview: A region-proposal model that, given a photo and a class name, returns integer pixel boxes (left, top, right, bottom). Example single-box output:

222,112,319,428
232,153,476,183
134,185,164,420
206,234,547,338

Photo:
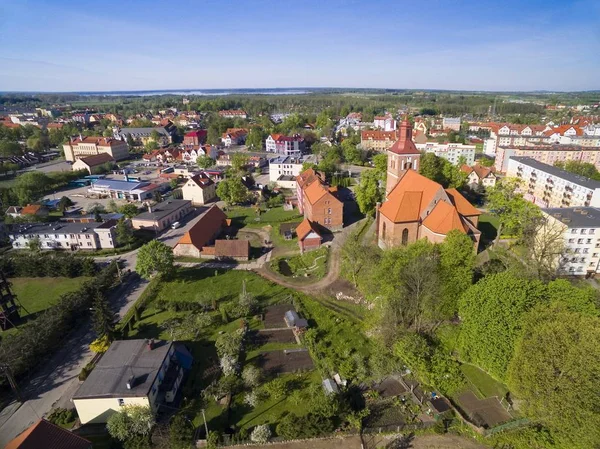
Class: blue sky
0,0,599,92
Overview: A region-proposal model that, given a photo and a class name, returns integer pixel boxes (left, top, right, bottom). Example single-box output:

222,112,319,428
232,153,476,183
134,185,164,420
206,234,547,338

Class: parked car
171,221,181,229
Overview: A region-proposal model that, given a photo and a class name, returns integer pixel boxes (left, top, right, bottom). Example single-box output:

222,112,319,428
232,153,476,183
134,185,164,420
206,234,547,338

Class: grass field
460,363,509,399
10,277,90,315
478,213,499,241
271,247,329,280
226,206,302,228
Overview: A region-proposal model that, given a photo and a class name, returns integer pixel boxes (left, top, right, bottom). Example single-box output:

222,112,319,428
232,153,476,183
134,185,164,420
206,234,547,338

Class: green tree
245,127,265,150
170,178,179,189
554,160,600,181
169,414,195,449
119,203,139,218
150,129,162,142
196,155,214,169
57,196,73,212
136,240,174,279
145,140,159,151
0,141,21,156
458,272,546,379
372,153,387,180
116,218,135,247
341,139,362,164
507,304,600,449
28,236,41,252
355,169,383,216
216,176,249,205
92,291,115,339
438,230,475,318
14,171,50,204
106,405,155,443
315,110,333,130
231,153,249,173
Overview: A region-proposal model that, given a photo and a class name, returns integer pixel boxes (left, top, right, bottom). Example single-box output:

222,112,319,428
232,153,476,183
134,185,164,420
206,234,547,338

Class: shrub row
0,253,97,278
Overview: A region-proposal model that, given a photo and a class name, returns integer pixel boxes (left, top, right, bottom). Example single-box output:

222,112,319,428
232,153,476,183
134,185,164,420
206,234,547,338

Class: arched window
402,228,409,245
382,222,387,240
406,161,412,169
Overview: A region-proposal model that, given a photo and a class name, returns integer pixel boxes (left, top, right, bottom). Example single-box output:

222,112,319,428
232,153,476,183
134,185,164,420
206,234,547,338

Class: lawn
478,213,499,242
460,363,509,399
435,323,461,354
226,206,302,228
270,247,329,280
9,276,90,315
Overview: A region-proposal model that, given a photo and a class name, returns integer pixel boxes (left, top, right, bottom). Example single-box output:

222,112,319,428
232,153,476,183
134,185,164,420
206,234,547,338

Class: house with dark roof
376,120,481,249
131,199,192,232
181,173,216,205
5,419,91,449
72,153,115,174
73,339,192,424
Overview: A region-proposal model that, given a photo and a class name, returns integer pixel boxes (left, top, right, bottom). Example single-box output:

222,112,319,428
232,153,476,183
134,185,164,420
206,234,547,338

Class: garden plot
258,349,314,374
262,303,294,329
249,329,297,345
458,391,512,428
375,377,407,398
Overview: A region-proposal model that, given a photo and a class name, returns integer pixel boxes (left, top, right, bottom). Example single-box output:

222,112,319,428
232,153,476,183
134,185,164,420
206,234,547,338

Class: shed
322,378,339,395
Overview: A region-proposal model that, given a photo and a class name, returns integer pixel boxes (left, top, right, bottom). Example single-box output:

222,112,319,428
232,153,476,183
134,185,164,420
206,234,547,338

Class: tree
520,213,565,281
372,153,387,180
0,141,21,157
486,178,541,243
507,305,600,449
116,218,135,247
150,129,162,143
92,291,115,339
57,196,73,212
169,414,195,449
136,240,174,279
169,178,179,190
241,365,261,388
196,155,214,169
216,176,249,205
14,171,50,204
438,230,475,318
90,334,111,353
341,139,362,164
315,110,332,130
355,169,383,216
231,153,249,173
554,160,600,181
119,203,139,219
145,140,159,151
250,424,271,444
245,127,265,150
107,405,155,442
419,152,467,188
458,272,546,379
27,236,41,252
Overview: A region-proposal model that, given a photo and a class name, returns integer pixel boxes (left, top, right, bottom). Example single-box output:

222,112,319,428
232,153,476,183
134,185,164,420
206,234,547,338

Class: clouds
0,0,598,91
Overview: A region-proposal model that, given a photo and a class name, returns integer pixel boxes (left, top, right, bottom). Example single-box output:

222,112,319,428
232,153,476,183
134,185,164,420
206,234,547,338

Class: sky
0,0,599,92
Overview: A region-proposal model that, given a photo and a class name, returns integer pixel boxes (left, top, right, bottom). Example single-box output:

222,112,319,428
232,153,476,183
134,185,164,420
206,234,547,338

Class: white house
415,142,476,165
181,173,217,205
9,221,118,251
374,114,397,132
268,155,315,188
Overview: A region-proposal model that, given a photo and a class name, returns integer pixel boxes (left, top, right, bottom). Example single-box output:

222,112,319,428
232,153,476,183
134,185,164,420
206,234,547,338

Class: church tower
385,120,421,195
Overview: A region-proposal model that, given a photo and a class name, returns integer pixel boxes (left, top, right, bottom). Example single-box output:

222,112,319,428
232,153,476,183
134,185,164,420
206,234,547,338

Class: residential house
218,110,247,119
73,339,192,424
295,218,322,252
507,156,600,208
360,130,398,151
4,206,22,218
374,114,397,131
221,128,248,147
265,134,306,155
63,136,129,162
269,155,315,188
296,168,344,231
376,120,481,249
183,130,207,148
181,173,217,205
72,153,115,174
415,141,476,165
20,204,49,218
442,117,461,131
460,164,498,189
5,419,91,449
131,200,193,232
540,207,600,275
115,125,175,146
9,221,118,250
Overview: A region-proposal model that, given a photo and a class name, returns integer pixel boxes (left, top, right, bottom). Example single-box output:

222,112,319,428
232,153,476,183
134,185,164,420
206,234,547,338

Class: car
171,222,181,229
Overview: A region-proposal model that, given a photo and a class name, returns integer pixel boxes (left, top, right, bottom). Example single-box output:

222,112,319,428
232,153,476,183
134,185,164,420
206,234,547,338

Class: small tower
385,120,421,195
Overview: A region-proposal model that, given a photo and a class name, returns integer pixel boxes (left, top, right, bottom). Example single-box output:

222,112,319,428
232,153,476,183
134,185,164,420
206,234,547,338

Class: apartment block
415,142,476,165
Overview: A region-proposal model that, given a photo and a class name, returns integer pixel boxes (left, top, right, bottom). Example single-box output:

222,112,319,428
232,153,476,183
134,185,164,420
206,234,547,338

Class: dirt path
255,218,365,294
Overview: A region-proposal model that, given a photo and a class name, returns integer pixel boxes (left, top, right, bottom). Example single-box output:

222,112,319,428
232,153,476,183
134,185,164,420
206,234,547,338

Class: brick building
296,168,343,231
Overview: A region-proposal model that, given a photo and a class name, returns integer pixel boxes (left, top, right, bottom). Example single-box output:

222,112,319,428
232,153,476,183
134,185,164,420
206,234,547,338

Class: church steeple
385,119,421,195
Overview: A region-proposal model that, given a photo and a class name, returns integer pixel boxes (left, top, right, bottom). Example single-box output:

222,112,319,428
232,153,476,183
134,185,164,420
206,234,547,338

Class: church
376,120,481,249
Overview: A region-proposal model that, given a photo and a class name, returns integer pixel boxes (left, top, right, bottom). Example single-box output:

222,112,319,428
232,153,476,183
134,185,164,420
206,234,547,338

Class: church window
402,228,409,245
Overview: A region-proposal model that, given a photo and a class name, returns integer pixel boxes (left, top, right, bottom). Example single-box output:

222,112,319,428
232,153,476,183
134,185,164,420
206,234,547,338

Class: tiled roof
544,125,583,137
296,218,321,241
422,200,467,235
303,180,330,205
78,153,115,167
21,204,43,215
445,188,482,217
296,168,322,189
388,121,420,155
176,205,226,250
460,163,495,180
214,239,250,258
188,174,215,189
68,136,124,147
5,419,91,449
380,170,440,222
361,130,398,140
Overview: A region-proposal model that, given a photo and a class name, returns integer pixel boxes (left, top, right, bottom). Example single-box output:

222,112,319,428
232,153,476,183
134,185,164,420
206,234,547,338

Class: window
568,239,575,243
587,239,593,244
590,229,596,234
328,208,332,214
402,228,409,246
118,399,125,406
583,248,589,254
578,239,584,244
87,242,92,247
382,222,386,240
571,229,577,234
575,248,581,254
86,234,90,239
581,229,587,234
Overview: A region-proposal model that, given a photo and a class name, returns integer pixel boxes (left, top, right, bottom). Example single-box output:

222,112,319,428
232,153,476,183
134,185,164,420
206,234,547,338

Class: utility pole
0,364,23,403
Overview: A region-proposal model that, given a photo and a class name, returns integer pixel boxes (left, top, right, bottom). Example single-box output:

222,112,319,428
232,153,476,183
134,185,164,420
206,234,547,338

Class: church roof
379,170,441,222
388,120,420,155
422,200,467,235
445,188,481,217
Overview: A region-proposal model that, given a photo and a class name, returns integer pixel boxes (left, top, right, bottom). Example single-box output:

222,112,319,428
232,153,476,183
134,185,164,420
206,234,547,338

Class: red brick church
376,120,481,249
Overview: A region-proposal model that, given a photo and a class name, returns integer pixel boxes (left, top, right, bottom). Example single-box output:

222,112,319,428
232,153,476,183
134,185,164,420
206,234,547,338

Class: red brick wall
306,193,343,230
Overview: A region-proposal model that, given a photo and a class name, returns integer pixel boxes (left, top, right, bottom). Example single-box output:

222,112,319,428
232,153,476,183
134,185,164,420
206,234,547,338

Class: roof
460,163,495,180
187,173,215,189
214,239,250,258
73,339,172,400
296,168,323,189
91,179,151,192
67,136,124,147
133,200,191,222
10,221,106,236
21,204,44,215
303,179,340,206
509,156,600,189
185,130,206,137
5,419,91,449
543,125,583,137
361,130,398,140
422,200,467,235
295,218,321,241
380,170,441,222
77,153,115,167
542,207,600,228
118,127,170,137
388,121,420,155
445,188,482,217
176,205,227,250
5,206,21,214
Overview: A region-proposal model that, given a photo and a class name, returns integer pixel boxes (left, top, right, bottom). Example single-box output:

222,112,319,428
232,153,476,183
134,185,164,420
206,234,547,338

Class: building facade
88,179,162,202
296,169,344,231
374,114,397,131
415,142,476,165
221,128,248,147
265,134,306,155
181,173,216,205
9,221,117,251
131,200,193,232
507,156,600,208
442,117,462,131
269,155,315,188
63,136,129,162
460,164,498,189
360,130,398,151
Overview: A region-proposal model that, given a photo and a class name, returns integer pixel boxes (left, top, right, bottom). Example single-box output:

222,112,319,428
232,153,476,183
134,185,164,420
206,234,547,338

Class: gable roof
445,188,482,217
21,204,45,215
296,218,321,241
176,205,226,250
379,170,442,222
296,168,323,189
214,239,250,258
388,120,420,155
421,200,467,235
78,153,115,167
187,174,215,189
5,419,91,449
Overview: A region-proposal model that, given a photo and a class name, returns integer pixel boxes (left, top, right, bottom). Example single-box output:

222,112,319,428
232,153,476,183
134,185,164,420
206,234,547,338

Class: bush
78,360,96,381
0,253,97,278
250,424,271,444
47,408,77,426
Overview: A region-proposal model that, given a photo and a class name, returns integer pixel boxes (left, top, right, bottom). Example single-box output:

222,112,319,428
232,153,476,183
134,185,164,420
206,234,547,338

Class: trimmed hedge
0,253,97,278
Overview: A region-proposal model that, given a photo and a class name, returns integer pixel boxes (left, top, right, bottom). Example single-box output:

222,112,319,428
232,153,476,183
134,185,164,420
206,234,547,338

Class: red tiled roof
5,419,91,449
176,205,226,250
445,188,482,217
422,200,467,235
388,121,420,155
78,153,115,167
296,218,321,241
185,130,207,138
361,130,398,141
188,174,214,189
21,204,44,215
543,125,583,137
68,136,124,147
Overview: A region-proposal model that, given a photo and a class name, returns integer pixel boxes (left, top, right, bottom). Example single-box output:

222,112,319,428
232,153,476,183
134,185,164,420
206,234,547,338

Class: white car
171,222,181,229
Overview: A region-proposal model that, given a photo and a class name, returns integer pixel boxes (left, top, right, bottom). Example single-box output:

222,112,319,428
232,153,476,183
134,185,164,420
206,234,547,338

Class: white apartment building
9,221,118,251
374,114,397,132
541,207,600,275
265,134,306,155
63,136,130,162
507,156,600,208
269,155,315,188
442,117,461,131
415,142,476,165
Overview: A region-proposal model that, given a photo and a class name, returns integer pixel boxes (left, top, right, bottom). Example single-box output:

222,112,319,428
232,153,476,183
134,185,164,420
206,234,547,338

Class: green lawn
10,277,90,315
460,363,509,399
226,206,302,228
435,323,461,354
479,213,499,241
270,247,329,280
